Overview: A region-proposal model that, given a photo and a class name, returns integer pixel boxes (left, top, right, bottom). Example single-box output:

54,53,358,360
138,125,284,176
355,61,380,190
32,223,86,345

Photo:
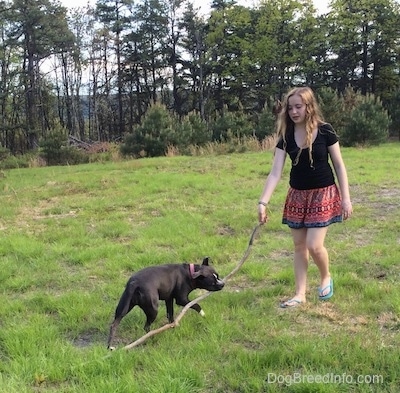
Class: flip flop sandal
280,298,303,308
319,278,334,300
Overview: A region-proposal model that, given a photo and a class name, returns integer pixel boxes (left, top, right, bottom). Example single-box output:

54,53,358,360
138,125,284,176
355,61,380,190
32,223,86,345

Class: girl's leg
287,227,309,303
306,227,331,296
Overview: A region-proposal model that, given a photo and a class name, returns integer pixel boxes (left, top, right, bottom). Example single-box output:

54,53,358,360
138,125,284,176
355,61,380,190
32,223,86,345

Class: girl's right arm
258,147,286,223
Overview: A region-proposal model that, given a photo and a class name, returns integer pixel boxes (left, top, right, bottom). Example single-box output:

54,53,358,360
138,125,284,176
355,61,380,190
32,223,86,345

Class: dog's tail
108,283,140,349
114,283,139,318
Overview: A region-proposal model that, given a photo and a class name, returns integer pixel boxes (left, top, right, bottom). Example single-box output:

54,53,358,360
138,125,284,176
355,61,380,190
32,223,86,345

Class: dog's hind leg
108,317,122,350
140,294,159,332
143,309,157,332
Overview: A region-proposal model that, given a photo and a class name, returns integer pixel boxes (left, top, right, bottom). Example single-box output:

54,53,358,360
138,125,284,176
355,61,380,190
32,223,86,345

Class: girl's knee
294,241,307,254
307,244,326,258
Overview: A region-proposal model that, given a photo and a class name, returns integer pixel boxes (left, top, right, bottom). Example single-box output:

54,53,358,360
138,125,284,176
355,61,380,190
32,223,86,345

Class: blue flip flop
280,298,303,308
318,278,333,300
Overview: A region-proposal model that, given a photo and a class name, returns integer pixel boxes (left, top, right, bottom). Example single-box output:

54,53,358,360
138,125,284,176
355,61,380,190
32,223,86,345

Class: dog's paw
200,310,206,317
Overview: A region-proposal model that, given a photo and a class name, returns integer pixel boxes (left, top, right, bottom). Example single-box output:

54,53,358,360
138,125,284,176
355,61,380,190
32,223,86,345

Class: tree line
0,0,399,157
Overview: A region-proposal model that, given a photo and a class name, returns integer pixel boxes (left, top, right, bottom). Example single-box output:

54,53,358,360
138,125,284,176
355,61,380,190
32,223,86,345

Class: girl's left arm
328,142,353,219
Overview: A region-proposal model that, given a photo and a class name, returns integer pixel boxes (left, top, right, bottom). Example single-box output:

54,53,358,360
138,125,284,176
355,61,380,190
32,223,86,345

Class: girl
258,87,352,308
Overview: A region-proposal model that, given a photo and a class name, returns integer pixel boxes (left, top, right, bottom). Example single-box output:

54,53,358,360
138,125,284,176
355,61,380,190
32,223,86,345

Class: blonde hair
276,87,325,167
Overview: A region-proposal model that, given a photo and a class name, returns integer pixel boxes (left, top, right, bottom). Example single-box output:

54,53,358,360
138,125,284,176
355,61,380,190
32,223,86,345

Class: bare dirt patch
71,329,103,348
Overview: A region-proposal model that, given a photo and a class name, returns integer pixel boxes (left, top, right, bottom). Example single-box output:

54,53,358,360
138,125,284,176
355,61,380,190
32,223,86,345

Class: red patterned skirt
282,184,342,229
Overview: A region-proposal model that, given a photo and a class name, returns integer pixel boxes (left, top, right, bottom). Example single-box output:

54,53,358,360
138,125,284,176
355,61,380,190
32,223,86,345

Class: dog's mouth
213,279,225,290
202,280,224,291
214,275,225,289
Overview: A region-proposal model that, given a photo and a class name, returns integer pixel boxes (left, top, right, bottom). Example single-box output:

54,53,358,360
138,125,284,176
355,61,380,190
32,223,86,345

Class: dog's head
191,257,225,291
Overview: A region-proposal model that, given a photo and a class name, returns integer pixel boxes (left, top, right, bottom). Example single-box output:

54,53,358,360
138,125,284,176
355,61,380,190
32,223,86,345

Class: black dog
107,257,224,349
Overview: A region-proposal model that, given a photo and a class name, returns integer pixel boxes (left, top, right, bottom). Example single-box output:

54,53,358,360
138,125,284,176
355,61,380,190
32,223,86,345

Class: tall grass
0,143,399,392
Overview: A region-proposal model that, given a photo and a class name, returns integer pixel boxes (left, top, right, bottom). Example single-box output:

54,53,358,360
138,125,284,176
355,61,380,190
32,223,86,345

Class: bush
174,112,211,149
39,128,89,166
87,143,122,163
317,87,345,131
39,128,67,165
120,103,175,158
386,88,400,139
0,146,10,161
341,94,390,146
0,154,31,170
254,103,276,140
210,107,254,142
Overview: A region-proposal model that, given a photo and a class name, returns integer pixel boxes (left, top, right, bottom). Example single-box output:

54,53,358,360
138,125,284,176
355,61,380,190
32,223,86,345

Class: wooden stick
122,292,212,350
121,223,262,350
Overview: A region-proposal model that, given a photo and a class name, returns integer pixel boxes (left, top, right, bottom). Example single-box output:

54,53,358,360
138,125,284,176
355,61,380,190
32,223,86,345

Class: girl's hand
258,203,268,224
342,199,353,220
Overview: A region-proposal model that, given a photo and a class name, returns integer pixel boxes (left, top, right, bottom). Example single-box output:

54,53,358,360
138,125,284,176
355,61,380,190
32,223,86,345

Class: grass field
0,143,399,392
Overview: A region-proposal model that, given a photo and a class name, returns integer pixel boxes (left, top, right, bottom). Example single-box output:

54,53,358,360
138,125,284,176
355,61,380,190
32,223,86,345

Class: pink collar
189,263,195,279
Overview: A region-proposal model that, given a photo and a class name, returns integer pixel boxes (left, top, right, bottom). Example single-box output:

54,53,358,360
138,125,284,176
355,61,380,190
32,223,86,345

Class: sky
60,0,330,15
194,0,330,15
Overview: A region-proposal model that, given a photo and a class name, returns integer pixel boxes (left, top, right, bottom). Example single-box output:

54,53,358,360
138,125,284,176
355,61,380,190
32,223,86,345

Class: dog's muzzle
216,279,225,289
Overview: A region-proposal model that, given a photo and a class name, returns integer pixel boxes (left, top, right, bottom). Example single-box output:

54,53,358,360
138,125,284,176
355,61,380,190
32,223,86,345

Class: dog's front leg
165,297,174,323
176,296,206,317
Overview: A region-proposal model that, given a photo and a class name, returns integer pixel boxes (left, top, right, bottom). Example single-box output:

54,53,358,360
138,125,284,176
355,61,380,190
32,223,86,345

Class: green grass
0,143,399,392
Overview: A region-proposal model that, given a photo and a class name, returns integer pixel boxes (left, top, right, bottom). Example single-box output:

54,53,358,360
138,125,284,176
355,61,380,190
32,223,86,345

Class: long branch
122,223,262,350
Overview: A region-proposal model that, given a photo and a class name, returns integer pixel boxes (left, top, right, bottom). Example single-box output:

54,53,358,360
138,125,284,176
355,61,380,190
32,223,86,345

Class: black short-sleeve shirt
276,123,338,190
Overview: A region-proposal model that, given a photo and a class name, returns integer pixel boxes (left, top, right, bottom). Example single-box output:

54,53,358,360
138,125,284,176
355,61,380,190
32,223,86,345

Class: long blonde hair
276,87,325,167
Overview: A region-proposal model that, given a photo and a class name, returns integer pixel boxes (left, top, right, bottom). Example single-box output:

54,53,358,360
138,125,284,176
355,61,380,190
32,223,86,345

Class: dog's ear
202,257,210,266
